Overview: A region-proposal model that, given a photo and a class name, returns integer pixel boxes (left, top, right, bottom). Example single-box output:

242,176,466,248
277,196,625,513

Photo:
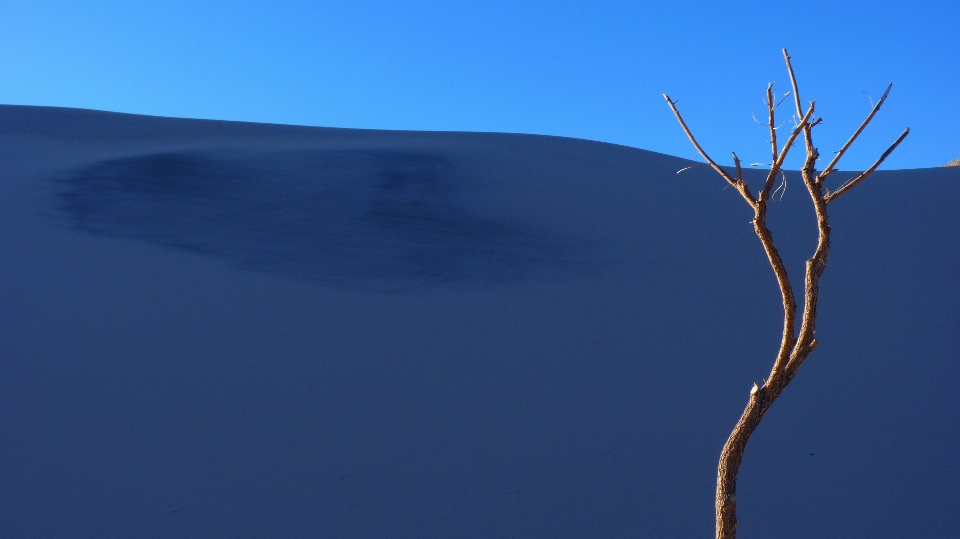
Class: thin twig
773,170,787,201
775,91,792,109
678,164,707,174
768,84,778,166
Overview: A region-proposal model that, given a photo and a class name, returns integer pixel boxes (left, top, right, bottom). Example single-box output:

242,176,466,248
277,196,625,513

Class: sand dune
2,105,958,538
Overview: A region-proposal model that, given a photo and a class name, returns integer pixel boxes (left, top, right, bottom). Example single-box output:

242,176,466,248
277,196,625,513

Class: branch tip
820,82,894,181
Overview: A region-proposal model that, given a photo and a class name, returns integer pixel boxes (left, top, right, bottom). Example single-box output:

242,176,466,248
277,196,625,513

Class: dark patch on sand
55,149,596,290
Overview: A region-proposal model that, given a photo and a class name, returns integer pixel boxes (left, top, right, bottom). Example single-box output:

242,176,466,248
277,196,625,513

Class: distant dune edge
945,158,960,167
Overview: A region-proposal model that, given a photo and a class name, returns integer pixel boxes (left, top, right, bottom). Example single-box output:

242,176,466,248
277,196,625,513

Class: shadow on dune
55,149,597,290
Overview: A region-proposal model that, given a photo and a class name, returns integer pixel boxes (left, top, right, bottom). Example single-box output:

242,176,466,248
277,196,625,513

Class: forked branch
663,94,756,207
763,103,815,199
664,48,908,539
663,94,813,209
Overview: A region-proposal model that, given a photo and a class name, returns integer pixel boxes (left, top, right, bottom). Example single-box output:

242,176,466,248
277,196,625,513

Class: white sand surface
2,105,958,538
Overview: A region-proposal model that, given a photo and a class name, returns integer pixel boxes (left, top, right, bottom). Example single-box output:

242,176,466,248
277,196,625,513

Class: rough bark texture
664,48,908,539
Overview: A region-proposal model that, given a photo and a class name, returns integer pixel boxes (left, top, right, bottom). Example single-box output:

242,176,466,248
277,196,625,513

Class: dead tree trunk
663,49,909,539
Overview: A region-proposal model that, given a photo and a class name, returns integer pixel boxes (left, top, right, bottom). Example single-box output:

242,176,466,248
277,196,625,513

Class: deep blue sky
2,0,958,170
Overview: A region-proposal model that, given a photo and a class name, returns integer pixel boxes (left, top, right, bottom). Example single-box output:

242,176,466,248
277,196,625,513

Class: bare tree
663,49,909,539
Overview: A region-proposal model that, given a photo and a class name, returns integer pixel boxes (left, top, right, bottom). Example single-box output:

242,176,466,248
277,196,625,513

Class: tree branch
784,50,804,123
825,128,910,203
768,84,778,166
783,49,814,154
664,94,757,207
819,82,894,181
732,152,744,183
762,103,815,199
753,200,797,382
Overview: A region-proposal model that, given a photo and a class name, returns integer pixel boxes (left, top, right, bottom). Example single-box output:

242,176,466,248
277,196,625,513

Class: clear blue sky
2,0,957,169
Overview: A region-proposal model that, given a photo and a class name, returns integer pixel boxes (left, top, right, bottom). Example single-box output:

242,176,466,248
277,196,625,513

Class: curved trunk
666,48,906,539
715,390,765,538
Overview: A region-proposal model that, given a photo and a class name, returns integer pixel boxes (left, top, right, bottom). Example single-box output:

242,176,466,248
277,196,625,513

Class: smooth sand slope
2,105,958,538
